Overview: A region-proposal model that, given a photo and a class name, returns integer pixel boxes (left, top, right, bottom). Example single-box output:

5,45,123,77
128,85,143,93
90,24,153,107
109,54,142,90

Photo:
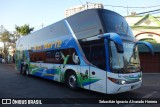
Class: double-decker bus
15,9,153,94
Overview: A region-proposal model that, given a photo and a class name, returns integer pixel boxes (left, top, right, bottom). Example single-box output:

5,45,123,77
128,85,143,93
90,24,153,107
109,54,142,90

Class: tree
0,30,12,60
0,47,3,54
15,24,34,36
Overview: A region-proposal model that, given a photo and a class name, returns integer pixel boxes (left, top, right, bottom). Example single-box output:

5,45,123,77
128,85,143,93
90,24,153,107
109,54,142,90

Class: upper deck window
67,9,102,40
101,10,134,38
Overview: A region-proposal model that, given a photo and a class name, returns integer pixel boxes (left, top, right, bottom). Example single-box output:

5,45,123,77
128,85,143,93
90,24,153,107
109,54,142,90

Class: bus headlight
108,77,126,85
121,80,126,85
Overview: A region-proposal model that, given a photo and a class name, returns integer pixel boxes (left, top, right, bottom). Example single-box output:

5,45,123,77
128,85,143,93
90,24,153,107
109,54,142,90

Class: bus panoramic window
67,10,102,40
102,10,134,37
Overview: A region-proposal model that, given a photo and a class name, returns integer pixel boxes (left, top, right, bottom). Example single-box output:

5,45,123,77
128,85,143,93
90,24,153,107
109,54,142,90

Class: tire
22,65,26,75
20,64,29,75
26,66,30,76
66,72,78,90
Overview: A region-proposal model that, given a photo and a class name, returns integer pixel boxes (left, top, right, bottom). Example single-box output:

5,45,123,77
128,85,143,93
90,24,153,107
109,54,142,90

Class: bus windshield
102,10,134,37
110,41,140,73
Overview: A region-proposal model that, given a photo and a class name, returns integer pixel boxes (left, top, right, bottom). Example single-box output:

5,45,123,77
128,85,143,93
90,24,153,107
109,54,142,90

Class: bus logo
2,99,11,104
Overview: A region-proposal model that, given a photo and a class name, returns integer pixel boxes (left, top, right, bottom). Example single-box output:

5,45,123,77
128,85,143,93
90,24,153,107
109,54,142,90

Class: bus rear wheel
26,66,30,76
66,72,78,90
20,65,29,76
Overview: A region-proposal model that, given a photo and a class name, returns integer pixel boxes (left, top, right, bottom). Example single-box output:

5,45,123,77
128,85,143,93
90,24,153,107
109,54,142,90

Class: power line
87,1,160,8
103,4,160,9
135,9,160,15
76,1,160,15
150,11,160,15
103,3,160,16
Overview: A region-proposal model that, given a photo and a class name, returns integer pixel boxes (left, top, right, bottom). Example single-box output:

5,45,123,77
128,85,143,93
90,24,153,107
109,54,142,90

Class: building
126,14,160,73
138,44,160,73
65,3,104,17
126,14,160,43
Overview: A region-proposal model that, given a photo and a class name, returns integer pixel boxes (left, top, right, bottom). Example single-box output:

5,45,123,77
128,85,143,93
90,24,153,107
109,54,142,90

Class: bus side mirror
113,42,124,53
107,33,124,53
99,33,124,53
135,41,154,55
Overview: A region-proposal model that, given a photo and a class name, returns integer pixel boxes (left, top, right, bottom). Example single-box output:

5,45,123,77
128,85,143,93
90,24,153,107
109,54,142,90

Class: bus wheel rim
69,75,76,88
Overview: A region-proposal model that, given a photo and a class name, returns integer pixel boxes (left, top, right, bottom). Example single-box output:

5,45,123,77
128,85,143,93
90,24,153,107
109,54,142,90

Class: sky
0,0,160,32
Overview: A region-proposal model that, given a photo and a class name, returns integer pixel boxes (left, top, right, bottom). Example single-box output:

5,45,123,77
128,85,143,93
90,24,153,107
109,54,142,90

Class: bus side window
29,51,45,63
81,46,90,61
89,44,106,70
45,50,61,64
34,57,36,62
69,48,79,65
60,48,79,65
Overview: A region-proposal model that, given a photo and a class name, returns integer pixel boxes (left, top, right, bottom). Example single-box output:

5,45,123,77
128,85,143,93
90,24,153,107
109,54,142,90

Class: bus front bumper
107,80,142,94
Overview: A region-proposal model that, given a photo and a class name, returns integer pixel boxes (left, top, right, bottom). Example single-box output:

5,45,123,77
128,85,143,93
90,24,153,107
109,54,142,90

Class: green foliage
0,24,34,60
15,24,34,36
0,24,34,57
0,30,11,42
0,29,13,59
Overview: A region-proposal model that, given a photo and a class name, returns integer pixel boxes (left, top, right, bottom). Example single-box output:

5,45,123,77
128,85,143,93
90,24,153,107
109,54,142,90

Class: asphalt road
0,63,160,107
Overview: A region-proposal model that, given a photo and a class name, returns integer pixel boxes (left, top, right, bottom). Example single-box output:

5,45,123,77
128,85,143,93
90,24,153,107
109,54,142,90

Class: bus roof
16,9,135,49
16,9,104,48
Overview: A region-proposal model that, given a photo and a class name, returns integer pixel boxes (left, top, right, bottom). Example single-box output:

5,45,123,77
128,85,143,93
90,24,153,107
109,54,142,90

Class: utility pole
86,1,88,9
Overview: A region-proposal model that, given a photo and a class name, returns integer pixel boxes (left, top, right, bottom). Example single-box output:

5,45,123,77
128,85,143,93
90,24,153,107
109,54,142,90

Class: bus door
89,44,107,93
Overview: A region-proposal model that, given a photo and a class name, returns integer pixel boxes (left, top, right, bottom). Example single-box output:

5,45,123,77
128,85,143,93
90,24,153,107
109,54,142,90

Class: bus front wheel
66,72,78,90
